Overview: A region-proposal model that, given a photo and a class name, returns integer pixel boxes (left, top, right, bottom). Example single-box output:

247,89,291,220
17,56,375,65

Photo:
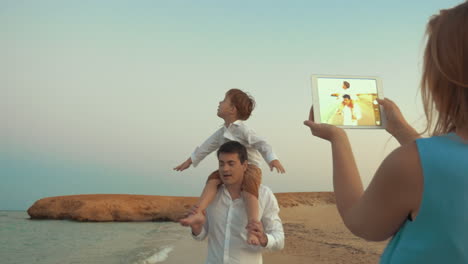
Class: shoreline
161,204,387,264
24,192,388,263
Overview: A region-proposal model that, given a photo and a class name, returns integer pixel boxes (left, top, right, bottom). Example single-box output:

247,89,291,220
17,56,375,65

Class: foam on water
1,211,187,264
135,246,174,264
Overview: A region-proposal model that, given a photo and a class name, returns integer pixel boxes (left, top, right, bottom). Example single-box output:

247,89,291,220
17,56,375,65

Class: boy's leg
179,170,221,226
243,191,261,245
242,165,262,245
197,175,221,210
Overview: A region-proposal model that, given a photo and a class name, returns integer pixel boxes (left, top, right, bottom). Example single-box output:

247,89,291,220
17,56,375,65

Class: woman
304,2,468,263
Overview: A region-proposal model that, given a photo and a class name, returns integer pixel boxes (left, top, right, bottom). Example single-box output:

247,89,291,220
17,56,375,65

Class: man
338,94,362,126
182,141,284,264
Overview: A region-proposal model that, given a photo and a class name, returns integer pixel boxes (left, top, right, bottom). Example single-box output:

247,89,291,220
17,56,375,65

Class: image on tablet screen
317,77,382,126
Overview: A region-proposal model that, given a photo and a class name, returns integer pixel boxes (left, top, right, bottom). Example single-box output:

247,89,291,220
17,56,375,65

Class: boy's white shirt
190,120,278,168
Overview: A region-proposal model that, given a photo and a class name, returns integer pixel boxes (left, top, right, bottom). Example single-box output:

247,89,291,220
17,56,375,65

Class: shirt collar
220,119,243,128
220,185,242,201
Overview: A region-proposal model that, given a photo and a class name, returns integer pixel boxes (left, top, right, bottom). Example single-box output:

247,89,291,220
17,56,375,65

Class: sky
1,0,462,210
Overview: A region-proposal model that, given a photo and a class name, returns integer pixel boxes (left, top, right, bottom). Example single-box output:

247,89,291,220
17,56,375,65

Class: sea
0,211,189,264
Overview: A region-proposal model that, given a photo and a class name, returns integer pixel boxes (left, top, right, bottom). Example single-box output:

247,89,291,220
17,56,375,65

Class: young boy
174,88,285,246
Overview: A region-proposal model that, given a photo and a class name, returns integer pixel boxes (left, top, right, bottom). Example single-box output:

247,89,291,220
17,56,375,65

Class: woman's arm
304,103,423,241
340,142,422,241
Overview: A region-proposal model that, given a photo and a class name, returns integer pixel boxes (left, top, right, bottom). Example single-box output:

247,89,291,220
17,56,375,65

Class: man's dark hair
342,94,351,100
217,141,248,164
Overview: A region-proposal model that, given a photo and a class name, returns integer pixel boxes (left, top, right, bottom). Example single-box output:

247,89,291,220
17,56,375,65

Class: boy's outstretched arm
242,128,285,173
269,160,285,173
174,157,192,171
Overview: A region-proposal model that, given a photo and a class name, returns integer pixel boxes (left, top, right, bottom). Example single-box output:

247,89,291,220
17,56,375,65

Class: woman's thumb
304,120,316,128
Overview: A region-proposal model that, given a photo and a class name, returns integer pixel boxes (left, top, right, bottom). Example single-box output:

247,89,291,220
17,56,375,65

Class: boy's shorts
206,164,262,198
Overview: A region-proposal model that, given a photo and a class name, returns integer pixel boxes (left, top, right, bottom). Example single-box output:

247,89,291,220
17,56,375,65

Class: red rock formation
27,194,198,222
27,192,335,222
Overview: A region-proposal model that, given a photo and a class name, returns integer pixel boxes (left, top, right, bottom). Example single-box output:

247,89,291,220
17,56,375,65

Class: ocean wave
134,246,174,264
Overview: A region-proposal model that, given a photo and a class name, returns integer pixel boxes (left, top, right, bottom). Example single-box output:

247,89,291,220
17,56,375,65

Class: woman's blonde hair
421,1,468,136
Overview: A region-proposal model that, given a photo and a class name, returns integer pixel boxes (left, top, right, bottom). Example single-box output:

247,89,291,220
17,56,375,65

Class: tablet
311,74,386,129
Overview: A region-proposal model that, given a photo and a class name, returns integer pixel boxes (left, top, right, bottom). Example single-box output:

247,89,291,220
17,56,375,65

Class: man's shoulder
258,185,280,213
259,185,276,199
259,184,272,192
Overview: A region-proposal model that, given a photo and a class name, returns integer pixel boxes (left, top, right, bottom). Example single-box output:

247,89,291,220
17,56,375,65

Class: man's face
343,98,351,106
218,152,247,187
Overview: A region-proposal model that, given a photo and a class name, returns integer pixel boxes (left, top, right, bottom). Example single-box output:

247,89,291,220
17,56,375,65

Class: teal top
380,133,468,263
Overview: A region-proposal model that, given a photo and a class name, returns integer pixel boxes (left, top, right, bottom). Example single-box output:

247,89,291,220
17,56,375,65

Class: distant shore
27,192,336,222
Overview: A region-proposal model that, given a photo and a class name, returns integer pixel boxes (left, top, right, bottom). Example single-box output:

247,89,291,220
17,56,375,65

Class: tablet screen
312,75,384,128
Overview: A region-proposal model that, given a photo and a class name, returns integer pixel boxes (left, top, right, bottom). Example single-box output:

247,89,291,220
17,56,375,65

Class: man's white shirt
190,120,278,168
192,185,285,264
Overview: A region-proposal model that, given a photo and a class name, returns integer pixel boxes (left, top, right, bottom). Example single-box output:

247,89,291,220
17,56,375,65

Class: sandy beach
264,204,387,264
162,193,388,264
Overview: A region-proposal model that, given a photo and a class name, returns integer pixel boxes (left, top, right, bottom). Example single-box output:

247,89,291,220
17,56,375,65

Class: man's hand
174,157,192,171
184,205,199,218
179,205,206,236
246,221,268,247
269,160,285,173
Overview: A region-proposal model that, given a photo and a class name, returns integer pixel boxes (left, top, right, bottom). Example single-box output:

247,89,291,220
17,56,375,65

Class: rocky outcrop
27,194,198,222
27,192,335,222
275,192,335,208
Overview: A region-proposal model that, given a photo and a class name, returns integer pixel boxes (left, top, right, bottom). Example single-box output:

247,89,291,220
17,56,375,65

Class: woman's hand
377,98,420,145
304,106,346,142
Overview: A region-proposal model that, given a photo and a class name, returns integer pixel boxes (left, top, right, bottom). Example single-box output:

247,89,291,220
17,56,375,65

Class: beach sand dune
264,203,387,264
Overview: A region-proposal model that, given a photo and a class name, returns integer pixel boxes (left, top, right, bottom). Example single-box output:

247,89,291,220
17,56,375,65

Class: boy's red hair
226,89,256,120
